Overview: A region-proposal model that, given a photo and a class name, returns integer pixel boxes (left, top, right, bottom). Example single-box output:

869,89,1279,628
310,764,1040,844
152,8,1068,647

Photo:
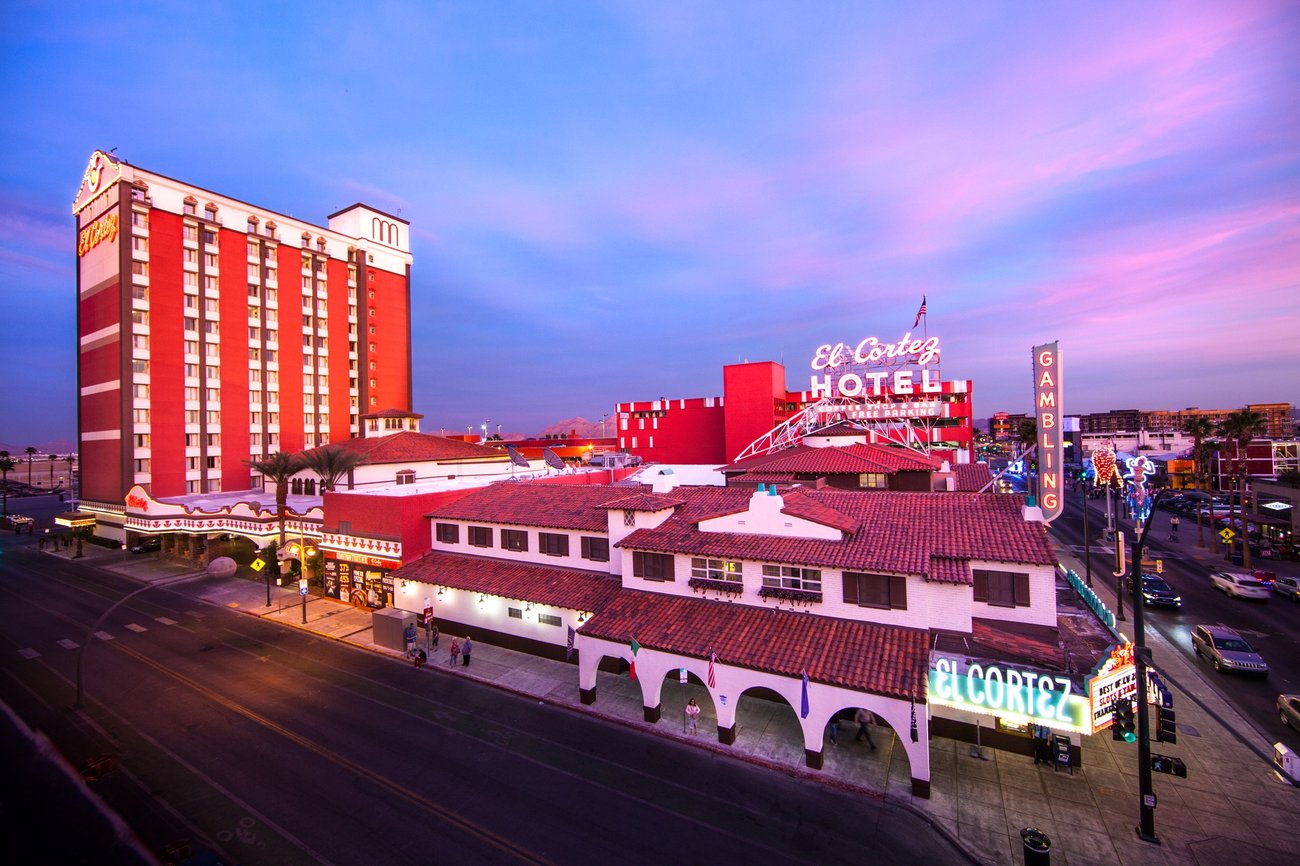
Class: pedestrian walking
1169,515,1180,541
462,635,473,667
449,638,460,666
685,698,701,734
827,716,838,745
404,623,417,654
854,708,876,749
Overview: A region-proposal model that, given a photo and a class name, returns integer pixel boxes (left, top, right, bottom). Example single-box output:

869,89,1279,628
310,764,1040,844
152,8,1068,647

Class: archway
653,670,717,736
576,648,649,725
730,685,806,767
820,701,913,792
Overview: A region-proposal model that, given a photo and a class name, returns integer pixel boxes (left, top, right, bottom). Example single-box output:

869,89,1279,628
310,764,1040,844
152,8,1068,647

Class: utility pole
1129,488,1168,844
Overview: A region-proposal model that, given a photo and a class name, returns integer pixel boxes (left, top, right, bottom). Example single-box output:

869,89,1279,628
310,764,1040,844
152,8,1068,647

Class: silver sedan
1281,694,1300,729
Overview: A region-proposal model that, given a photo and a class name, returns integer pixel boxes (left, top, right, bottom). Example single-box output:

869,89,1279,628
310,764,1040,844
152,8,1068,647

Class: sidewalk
45,539,1300,866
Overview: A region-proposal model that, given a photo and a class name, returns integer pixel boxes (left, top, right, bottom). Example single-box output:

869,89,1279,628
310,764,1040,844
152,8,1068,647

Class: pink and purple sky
1,1,1297,446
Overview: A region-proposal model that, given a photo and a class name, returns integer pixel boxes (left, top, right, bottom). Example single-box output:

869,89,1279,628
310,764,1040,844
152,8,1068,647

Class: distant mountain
0,440,77,457
536,417,607,439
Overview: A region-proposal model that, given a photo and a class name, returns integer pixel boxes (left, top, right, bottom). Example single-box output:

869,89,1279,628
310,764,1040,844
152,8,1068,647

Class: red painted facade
73,152,413,507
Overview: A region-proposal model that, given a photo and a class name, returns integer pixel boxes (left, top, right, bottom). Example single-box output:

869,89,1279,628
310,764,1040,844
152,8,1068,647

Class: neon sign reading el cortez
929,657,1088,730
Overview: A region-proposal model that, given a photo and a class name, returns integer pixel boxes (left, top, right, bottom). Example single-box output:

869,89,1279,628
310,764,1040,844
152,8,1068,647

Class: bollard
1021,827,1051,866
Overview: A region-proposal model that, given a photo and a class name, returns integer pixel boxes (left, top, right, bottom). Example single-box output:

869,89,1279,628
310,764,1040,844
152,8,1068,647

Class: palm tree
64,454,76,503
0,454,14,517
300,444,366,493
245,451,308,547
24,446,36,487
1183,417,1215,549
47,454,59,489
1217,409,1267,569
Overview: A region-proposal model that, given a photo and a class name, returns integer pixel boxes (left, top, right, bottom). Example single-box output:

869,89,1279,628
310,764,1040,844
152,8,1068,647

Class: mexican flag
629,637,641,681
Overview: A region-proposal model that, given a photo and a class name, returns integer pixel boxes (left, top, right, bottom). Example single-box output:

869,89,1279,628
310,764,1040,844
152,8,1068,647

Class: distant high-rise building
72,150,412,505
1077,404,1293,439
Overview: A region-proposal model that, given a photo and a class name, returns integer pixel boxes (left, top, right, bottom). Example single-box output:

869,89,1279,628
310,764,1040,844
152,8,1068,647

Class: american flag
913,295,927,328
707,652,717,688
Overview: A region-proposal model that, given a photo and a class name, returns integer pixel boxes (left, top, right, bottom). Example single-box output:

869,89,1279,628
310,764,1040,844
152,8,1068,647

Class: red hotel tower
72,150,413,506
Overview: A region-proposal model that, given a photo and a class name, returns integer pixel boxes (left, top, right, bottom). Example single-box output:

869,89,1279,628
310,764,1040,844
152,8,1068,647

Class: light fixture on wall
525,602,534,621
437,587,446,602
577,612,587,624
478,594,486,609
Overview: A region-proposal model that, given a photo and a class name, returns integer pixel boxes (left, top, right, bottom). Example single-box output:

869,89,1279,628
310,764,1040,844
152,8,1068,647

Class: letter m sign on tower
1032,342,1064,523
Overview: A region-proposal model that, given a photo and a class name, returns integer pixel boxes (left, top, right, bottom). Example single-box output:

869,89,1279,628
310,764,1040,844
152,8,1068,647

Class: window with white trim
762,565,822,592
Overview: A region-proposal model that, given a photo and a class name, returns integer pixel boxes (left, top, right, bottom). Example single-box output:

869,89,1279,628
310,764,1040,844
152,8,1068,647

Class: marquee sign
929,656,1090,733
1032,342,1064,522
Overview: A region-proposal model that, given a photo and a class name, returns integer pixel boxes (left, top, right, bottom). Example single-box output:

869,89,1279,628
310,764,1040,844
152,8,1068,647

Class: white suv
1209,571,1271,600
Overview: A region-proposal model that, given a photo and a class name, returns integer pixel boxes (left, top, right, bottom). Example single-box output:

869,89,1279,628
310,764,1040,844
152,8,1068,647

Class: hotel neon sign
929,656,1090,734
1032,342,1064,522
809,332,943,399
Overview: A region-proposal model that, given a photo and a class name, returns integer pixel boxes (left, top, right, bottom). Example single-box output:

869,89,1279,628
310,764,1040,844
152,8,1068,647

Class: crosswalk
18,616,179,660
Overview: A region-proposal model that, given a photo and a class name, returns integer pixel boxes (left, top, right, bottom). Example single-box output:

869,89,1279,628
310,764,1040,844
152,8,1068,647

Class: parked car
1209,571,1271,600
1280,694,1300,728
1274,576,1300,601
1139,575,1181,608
1191,624,1269,676
129,537,162,554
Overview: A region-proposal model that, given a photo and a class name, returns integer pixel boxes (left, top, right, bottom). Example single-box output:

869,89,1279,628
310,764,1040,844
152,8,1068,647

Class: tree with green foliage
245,451,308,548
1183,416,1215,549
1217,409,1267,568
24,446,36,487
300,444,366,493
0,453,14,517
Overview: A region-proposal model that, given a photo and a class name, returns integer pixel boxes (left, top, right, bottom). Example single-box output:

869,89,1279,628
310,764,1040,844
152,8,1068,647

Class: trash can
1020,827,1051,866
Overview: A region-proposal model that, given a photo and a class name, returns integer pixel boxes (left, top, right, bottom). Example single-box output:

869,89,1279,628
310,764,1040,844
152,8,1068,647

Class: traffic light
1112,700,1136,743
1150,754,1187,777
1156,705,1177,744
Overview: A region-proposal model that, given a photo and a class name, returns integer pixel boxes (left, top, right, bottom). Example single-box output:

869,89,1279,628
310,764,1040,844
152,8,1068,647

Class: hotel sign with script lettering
1032,342,1064,522
809,332,944,401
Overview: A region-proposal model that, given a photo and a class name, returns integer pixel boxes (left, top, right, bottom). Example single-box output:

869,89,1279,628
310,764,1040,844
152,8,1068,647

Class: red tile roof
777,489,860,533
393,552,622,612
580,590,929,700
426,482,617,531
953,464,993,492
619,488,1054,582
360,408,426,420
319,432,507,466
599,493,684,512
844,443,943,472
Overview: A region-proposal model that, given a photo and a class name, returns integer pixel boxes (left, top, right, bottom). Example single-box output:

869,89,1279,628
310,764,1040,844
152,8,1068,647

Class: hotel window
131,211,148,228
842,572,907,610
762,565,821,593
206,456,220,470
206,410,220,425
859,473,887,489
204,298,219,314
134,459,151,473
184,249,198,265
184,340,198,355
204,253,218,269
131,359,149,374
468,526,493,548
132,383,150,398
691,558,741,583
580,536,609,563
204,203,217,220
369,326,375,335
205,276,218,291
973,570,1031,608
132,236,148,252
185,410,200,423
202,228,216,244
132,334,149,350
539,533,569,557
435,523,459,544
501,529,528,552
185,387,200,400
206,433,220,446
132,285,148,301
206,387,220,402
185,434,199,447
132,409,150,423
632,551,675,582
508,607,523,620
132,261,149,278
205,364,219,378
623,510,636,527
130,186,146,201
204,321,219,335
131,310,149,325
186,457,199,470
183,197,197,216
537,613,561,628
184,272,198,288
184,296,198,311
184,225,198,242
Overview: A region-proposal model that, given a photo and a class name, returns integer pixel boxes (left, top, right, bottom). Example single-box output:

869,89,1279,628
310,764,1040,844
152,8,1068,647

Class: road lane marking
94,631,115,641
18,648,39,659
156,617,179,625
125,623,147,633
57,639,79,650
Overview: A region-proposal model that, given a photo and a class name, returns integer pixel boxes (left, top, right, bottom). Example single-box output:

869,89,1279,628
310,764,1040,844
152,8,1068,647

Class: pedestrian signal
1156,706,1177,744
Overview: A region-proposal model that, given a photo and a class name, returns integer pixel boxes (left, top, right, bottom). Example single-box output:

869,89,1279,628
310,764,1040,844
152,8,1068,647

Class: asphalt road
1051,493,1300,753
0,530,966,866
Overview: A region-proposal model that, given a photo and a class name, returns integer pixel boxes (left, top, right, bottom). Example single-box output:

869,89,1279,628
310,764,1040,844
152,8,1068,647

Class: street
1051,492,1300,754
0,525,964,866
